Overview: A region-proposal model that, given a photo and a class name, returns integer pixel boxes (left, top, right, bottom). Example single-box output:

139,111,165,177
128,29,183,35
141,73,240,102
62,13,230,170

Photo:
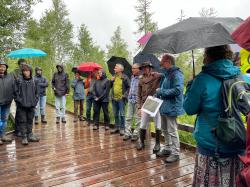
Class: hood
56,64,64,72
35,67,42,76
100,69,107,80
202,59,240,80
0,61,8,75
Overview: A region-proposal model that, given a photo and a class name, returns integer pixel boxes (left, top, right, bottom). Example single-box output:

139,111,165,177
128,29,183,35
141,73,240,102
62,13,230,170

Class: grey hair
117,63,124,71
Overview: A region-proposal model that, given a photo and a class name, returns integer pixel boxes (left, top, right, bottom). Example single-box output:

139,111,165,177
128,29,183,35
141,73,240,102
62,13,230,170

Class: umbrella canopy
77,62,102,72
232,16,250,51
133,52,161,72
142,17,243,54
137,32,152,45
7,48,47,58
107,56,132,78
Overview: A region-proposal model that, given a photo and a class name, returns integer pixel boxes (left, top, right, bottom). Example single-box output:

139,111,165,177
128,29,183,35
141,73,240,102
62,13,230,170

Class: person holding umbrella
34,67,49,124
184,45,245,186
52,64,70,124
0,61,14,144
11,58,27,137
110,64,130,136
136,61,163,153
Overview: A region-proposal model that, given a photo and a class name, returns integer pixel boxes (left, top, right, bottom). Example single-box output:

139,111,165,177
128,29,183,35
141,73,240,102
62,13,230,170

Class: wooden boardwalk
0,105,195,187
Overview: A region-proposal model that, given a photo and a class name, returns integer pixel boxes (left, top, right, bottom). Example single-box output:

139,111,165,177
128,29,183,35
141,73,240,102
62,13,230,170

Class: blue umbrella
133,52,161,72
7,48,47,58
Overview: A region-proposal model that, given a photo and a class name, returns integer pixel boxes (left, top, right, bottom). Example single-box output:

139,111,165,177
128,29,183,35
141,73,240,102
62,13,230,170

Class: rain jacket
34,74,48,96
156,66,184,116
52,64,70,96
184,59,245,155
71,78,85,100
14,66,39,108
137,72,162,110
93,70,110,102
0,74,14,105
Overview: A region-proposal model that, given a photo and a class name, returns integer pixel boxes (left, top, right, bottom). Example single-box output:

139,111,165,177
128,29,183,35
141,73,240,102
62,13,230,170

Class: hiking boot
131,134,138,141
79,116,84,121
123,134,131,141
156,149,172,157
110,128,119,134
153,130,161,153
56,117,60,124
41,115,47,124
105,125,110,130
61,117,66,124
34,116,39,125
93,125,99,130
22,138,29,145
165,154,180,163
1,135,13,142
136,129,146,150
119,129,125,136
28,134,40,142
0,139,3,145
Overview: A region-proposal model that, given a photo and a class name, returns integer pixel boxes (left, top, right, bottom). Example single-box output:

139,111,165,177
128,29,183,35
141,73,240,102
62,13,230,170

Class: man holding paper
136,61,163,153
155,54,184,163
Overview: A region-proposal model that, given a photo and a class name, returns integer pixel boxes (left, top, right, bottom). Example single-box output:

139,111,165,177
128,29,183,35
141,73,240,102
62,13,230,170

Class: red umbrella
77,62,102,72
232,16,250,51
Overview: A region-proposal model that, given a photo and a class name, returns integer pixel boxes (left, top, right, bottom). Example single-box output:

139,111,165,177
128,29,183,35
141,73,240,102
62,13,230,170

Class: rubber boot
34,116,39,125
136,129,146,150
153,130,161,153
41,115,47,124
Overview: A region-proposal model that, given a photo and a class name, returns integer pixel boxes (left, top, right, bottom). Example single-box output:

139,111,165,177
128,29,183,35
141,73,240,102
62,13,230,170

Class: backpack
209,74,250,156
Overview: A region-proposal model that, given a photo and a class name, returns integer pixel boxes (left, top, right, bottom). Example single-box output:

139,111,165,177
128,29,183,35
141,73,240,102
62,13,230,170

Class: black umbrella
143,17,243,54
107,56,132,78
142,17,243,77
133,52,161,72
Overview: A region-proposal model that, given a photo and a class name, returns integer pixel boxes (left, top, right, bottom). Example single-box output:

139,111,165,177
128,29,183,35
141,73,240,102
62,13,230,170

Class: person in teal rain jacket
184,45,244,187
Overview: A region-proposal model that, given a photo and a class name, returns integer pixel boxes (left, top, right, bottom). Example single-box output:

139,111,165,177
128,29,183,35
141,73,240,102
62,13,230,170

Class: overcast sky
32,0,249,55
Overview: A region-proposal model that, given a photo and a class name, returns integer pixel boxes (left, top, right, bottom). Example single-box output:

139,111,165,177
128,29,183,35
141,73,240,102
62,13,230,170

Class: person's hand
156,88,160,92
111,77,115,81
53,87,56,91
65,94,69,96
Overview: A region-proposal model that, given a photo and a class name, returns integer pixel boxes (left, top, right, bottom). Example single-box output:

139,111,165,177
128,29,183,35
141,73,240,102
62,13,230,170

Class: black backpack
212,75,250,153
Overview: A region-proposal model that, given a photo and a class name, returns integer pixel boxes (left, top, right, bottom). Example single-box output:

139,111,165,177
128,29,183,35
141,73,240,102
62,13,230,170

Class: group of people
0,44,249,186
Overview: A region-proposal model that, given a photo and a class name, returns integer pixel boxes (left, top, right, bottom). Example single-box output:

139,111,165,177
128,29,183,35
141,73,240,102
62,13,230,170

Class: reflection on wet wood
0,105,194,186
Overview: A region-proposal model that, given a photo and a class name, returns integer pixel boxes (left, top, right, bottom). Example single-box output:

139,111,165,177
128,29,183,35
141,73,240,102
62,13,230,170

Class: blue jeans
86,95,94,122
35,96,46,116
0,104,11,136
112,99,125,129
55,96,66,118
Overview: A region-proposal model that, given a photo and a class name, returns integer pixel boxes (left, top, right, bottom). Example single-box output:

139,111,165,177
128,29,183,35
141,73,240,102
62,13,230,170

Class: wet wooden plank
0,105,195,186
